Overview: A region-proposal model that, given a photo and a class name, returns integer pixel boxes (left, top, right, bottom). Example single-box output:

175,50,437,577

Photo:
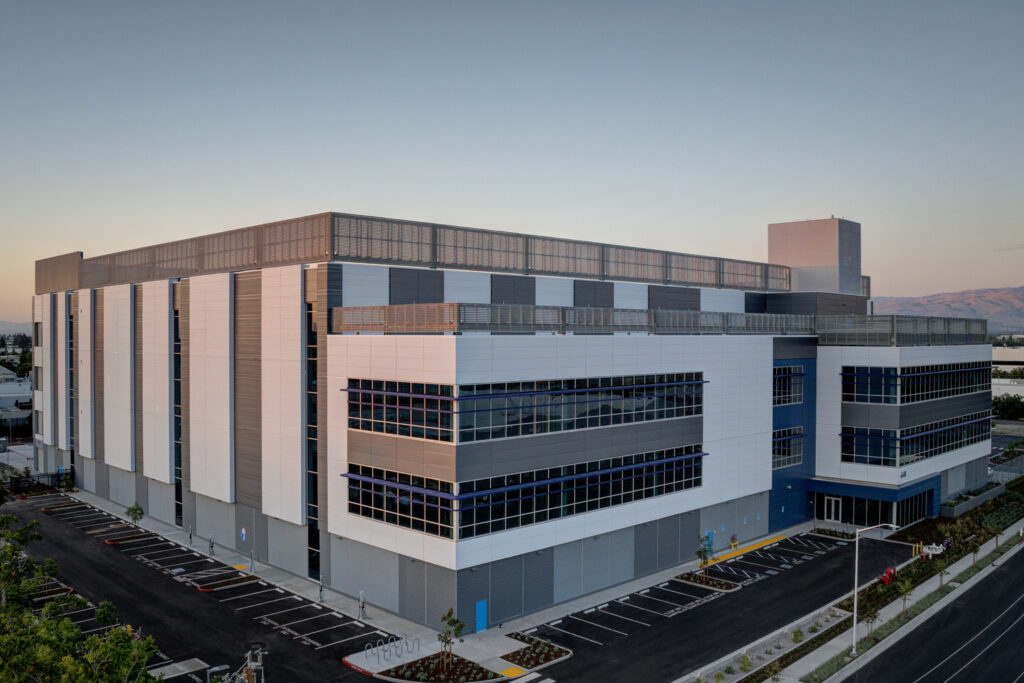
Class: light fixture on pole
852,522,897,656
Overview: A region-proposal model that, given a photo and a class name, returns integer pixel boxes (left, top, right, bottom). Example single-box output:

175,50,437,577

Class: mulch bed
501,631,570,669
380,652,498,682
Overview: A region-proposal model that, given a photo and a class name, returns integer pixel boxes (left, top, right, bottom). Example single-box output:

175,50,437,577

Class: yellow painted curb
706,535,787,567
232,564,248,570
501,666,526,677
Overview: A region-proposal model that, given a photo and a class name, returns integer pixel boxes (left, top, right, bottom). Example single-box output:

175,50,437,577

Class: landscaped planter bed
810,528,854,540
104,532,157,545
501,631,570,669
676,572,741,592
380,652,499,682
196,575,259,592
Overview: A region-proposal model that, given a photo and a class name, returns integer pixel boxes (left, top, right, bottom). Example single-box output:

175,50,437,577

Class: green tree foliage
992,367,1024,379
12,333,31,351
437,607,464,671
125,502,144,525
695,534,713,577
95,600,117,627
993,394,1024,421
0,514,159,681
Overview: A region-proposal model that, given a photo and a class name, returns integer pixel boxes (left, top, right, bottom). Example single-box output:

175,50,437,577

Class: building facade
33,212,990,631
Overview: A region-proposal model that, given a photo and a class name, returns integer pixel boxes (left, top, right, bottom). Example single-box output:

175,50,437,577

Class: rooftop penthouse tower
33,212,989,631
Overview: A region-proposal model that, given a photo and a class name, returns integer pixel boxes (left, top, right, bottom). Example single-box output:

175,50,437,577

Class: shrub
791,629,803,643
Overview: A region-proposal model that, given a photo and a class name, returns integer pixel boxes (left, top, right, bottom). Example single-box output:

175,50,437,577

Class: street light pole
852,522,896,656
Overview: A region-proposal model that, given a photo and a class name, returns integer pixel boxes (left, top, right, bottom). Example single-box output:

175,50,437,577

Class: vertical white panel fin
77,290,94,459
142,280,174,484
103,284,134,471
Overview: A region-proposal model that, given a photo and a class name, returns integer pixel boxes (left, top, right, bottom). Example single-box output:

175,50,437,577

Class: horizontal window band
346,485,455,512
772,434,805,442
772,373,806,378
839,366,991,378
342,387,454,401
840,414,993,442
342,450,706,502
456,396,702,416
456,380,707,401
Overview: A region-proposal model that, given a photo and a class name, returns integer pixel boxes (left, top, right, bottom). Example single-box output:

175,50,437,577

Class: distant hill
0,321,31,336
873,286,1024,334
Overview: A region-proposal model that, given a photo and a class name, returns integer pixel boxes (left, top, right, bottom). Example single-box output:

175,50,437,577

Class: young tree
695,534,713,577
895,576,913,619
965,536,983,568
437,607,464,671
0,515,44,610
862,607,879,636
125,502,144,525
95,599,118,626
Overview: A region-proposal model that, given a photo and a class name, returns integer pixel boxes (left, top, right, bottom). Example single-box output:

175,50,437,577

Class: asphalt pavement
844,542,1024,683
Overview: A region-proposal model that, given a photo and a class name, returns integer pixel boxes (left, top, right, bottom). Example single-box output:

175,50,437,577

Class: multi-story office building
32,213,990,632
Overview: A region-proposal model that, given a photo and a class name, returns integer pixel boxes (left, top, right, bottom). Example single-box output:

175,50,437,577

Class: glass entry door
824,496,842,523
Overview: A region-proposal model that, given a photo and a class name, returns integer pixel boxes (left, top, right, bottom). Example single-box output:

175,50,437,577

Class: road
845,544,1024,683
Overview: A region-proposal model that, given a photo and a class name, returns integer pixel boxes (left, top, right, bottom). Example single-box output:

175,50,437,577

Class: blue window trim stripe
341,451,707,503
772,434,805,443
455,395,703,416
454,379,708,402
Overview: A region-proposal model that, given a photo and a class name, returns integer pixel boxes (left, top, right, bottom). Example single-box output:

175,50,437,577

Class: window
346,465,455,539
457,373,703,443
841,367,898,404
773,366,804,406
346,380,454,442
772,427,804,469
840,427,898,466
840,410,990,467
458,445,703,539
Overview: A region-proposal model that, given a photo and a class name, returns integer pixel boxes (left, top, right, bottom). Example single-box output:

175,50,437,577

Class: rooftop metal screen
331,304,985,346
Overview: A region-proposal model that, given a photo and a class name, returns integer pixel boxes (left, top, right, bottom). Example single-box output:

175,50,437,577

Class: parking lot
532,533,846,650
532,531,906,681
13,491,385,682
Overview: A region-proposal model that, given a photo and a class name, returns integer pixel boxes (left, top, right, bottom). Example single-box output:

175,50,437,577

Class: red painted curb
196,586,214,592
342,658,374,676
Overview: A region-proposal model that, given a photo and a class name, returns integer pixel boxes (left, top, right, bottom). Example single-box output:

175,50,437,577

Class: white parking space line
156,558,213,569
220,588,282,602
138,547,191,558
72,615,98,624
278,611,329,628
616,597,666,617
63,512,108,521
544,624,602,646
656,582,703,599
72,520,118,529
254,603,315,620
294,620,354,639
122,542,174,553
235,595,296,611
81,623,120,635
567,614,627,635
732,558,783,572
313,630,379,650
598,607,649,626
115,535,158,545
636,590,685,608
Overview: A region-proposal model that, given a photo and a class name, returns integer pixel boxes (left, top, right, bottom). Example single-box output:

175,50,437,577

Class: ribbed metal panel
634,521,658,575
489,557,524,623
522,548,554,614
656,516,681,569
133,285,144,473
424,563,457,625
398,558,427,624
234,271,262,508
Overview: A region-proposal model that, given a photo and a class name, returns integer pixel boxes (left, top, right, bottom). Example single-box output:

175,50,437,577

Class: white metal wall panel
56,293,70,450
103,284,134,471
38,294,55,445
613,282,648,309
142,280,174,484
700,288,745,313
443,270,491,304
77,290,94,459
261,265,305,525
341,263,389,306
325,335,457,567
189,273,235,503
534,276,574,307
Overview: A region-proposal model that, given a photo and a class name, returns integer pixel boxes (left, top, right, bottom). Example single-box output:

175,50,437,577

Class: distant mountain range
873,286,1024,334
0,321,31,336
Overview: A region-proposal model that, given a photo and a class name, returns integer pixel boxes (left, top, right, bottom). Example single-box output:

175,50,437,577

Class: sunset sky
2,1,1022,322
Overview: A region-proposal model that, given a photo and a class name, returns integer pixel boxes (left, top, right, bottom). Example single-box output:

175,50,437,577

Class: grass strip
734,617,852,683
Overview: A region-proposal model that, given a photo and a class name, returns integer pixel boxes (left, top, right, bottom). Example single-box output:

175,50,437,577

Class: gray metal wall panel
133,285,144,474
489,556,524,623
580,536,609,594
424,563,457,627
649,285,700,311
398,558,427,624
522,548,554,614
964,455,989,490
766,292,867,316
95,461,109,498
552,540,582,603
657,516,681,569
94,289,104,463
195,493,235,545
134,471,149,510
744,292,767,313
607,527,634,584
182,489,197,534
679,511,700,559
455,417,702,481
78,456,96,492
699,493,769,551
233,271,262,508
456,565,490,632
841,392,992,431
147,477,176,524
267,515,307,575
331,536,400,613
347,431,455,481
573,280,614,308
389,267,444,305
773,337,818,360
490,274,536,305
108,465,136,506
634,521,658,575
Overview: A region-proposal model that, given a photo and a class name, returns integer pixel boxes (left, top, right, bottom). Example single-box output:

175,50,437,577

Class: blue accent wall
807,474,942,517
769,357,816,531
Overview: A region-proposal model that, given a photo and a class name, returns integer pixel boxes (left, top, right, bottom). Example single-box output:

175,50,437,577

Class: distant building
0,365,17,383
33,212,990,632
